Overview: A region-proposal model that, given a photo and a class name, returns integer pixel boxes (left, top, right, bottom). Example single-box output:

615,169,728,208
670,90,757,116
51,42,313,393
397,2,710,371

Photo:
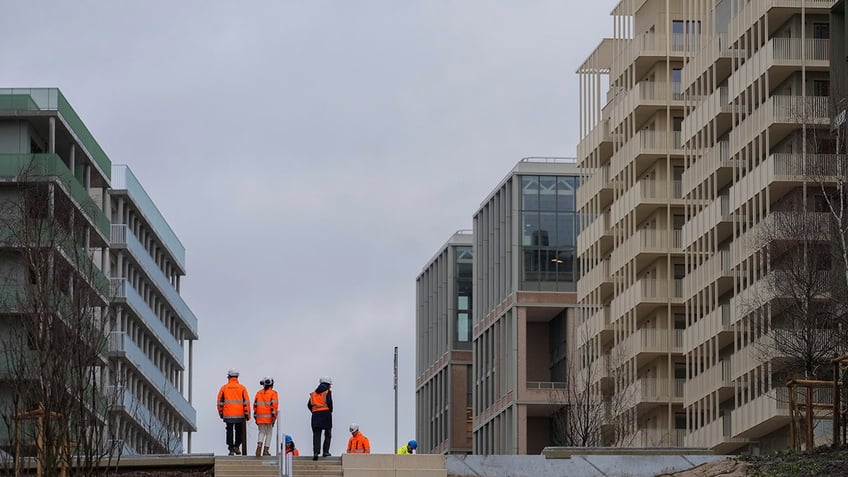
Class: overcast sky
2,1,619,455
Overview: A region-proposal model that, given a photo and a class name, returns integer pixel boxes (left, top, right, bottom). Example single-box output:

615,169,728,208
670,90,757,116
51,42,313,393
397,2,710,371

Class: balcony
111,385,182,453
610,228,682,275
728,96,830,158
580,306,614,347
682,194,733,250
111,225,198,338
728,38,830,101
0,88,111,180
684,359,734,406
683,247,735,299
112,165,186,270
0,153,110,242
684,413,749,452
682,33,733,90
608,80,684,131
634,428,686,447
610,178,682,227
611,32,696,83
729,153,843,216
107,331,197,428
110,278,185,366
577,258,615,303
577,165,619,212
626,377,685,409
682,86,734,144
727,0,837,54
620,328,684,365
577,211,615,257
730,387,790,439
610,130,684,181
611,278,684,322
577,119,615,168
681,140,736,198
683,303,733,353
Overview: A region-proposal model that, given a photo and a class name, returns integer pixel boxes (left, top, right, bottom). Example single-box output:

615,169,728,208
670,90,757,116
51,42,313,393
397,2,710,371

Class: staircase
215,455,343,477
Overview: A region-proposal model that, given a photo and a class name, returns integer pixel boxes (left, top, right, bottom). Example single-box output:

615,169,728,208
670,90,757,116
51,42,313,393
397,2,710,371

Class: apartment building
0,88,197,455
109,164,198,454
472,158,580,454
415,230,473,455
577,0,837,454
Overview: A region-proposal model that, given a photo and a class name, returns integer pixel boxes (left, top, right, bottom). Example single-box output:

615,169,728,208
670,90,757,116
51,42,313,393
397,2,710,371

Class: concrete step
215,455,342,477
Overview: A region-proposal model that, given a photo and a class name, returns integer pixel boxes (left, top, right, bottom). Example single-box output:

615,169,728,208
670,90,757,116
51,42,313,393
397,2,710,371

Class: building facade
577,0,837,453
415,230,473,455
109,164,198,454
472,158,581,454
0,88,198,455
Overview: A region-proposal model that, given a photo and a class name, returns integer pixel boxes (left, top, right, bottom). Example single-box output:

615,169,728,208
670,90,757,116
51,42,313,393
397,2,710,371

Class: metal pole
394,346,398,453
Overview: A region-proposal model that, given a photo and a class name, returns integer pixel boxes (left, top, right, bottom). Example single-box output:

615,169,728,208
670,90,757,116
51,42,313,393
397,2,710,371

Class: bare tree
0,160,120,477
551,322,636,447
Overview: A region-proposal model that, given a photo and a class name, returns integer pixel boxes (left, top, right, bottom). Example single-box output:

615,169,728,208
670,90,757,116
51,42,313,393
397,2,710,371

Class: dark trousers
312,426,331,456
226,421,244,449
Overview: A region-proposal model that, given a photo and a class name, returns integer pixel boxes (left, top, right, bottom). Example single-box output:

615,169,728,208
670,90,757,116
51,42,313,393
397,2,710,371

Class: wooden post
37,405,44,477
834,361,841,447
806,385,815,450
789,384,798,451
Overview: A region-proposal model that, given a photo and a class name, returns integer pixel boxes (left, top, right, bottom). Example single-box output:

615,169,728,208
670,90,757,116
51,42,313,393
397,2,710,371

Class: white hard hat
227,368,240,377
349,423,359,433
319,376,332,385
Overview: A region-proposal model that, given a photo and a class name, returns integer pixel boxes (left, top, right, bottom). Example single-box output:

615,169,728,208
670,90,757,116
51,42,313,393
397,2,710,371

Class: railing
0,153,110,238
110,385,182,453
110,278,185,365
111,225,198,336
108,331,196,425
772,38,830,62
526,381,567,390
112,165,186,268
0,88,111,179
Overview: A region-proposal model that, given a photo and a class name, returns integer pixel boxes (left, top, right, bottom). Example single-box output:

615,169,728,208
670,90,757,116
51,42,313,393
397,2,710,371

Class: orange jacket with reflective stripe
346,432,370,454
217,377,251,421
308,390,330,413
253,388,279,424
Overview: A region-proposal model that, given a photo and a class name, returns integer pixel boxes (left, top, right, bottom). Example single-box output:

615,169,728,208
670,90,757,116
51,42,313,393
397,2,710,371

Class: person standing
306,376,333,460
345,423,370,454
397,439,417,455
253,376,279,456
217,368,251,455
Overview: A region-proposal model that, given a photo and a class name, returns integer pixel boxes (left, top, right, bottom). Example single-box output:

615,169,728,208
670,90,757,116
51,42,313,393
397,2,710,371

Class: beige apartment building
577,0,835,453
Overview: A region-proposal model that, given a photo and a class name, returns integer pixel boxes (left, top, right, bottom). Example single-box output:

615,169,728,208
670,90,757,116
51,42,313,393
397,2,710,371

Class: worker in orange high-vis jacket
217,368,251,455
253,376,279,456
346,423,370,454
307,376,333,460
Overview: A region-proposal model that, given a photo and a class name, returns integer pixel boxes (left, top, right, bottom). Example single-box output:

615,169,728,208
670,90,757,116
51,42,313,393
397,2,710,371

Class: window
672,69,682,99
813,80,830,97
813,23,830,40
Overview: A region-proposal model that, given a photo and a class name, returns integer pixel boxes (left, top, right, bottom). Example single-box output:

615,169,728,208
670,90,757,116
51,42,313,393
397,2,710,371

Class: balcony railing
0,88,112,179
108,331,196,426
0,153,110,238
110,278,185,366
110,385,182,453
526,381,567,390
111,225,198,336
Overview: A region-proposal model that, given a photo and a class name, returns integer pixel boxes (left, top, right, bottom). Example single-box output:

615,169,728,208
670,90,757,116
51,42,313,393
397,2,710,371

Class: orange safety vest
309,390,330,412
217,377,251,420
347,432,370,454
286,447,300,456
253,388,279,424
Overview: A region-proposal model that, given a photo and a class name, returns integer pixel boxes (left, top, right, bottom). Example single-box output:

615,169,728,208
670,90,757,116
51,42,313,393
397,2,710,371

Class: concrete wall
446,454,729,477
343,454,446,477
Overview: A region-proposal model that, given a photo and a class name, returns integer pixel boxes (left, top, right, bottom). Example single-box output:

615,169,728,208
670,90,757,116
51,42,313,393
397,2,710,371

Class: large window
455,246,473,346
520,175,581,291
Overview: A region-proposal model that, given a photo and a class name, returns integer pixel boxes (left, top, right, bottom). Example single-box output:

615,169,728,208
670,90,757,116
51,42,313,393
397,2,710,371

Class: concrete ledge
343,453,446,476
542,447,717,458
447,454,731,477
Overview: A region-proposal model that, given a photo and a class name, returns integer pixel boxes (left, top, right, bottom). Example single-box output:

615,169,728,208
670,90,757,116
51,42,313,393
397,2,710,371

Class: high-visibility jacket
397,445,412,455
308,390,330,413
253,388,279,425
347,431,370,454
286,446,300,456
217,377,250,421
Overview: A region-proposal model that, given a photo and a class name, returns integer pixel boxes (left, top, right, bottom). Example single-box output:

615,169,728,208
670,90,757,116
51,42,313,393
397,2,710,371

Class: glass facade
455,246,473,346
520,175,581,291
